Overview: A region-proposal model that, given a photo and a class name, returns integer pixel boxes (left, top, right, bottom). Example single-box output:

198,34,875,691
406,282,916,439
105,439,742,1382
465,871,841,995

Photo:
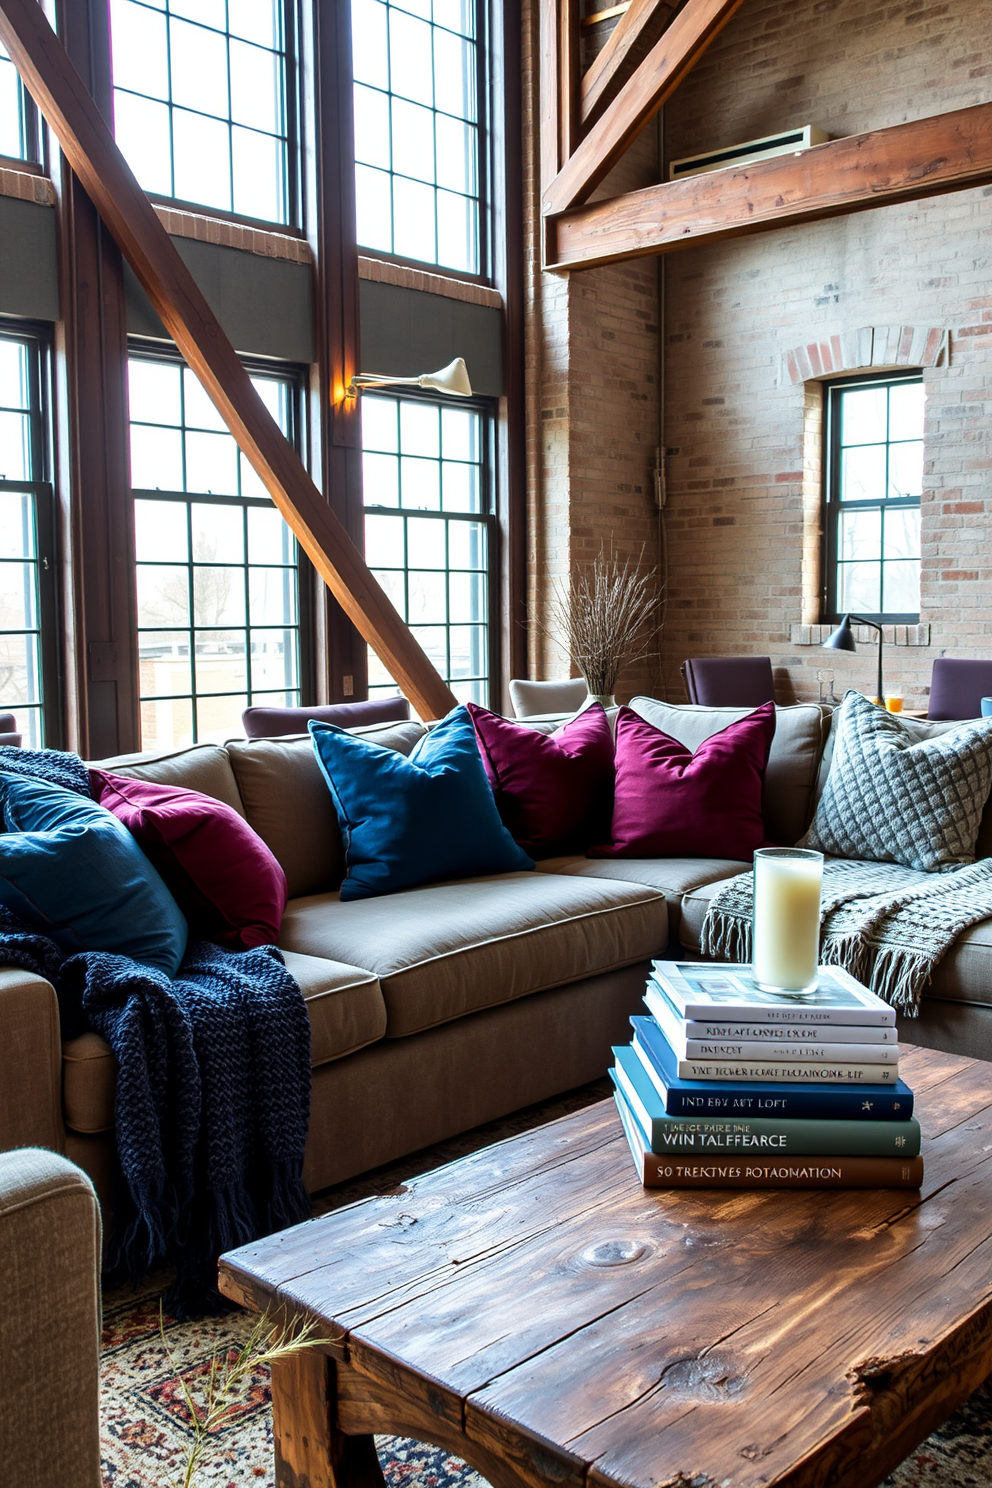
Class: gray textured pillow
805,691,992,872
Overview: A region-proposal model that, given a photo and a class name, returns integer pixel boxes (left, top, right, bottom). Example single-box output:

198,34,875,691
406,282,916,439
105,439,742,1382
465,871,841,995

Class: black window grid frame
821,368,923,627
352,0,493,284
0,323,61,748
361,387,498,703
129,345,315,740
0,44,41,166
115,0,303,231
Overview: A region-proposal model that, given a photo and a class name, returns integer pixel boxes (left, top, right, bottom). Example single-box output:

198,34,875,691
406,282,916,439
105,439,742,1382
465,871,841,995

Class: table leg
271,1351,387,1488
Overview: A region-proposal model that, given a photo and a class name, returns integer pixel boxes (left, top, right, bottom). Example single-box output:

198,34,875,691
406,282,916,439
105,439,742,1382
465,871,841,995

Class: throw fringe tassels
819,932,875,991
263,1158,312,1235
699,912,750,966
869,947,934,1016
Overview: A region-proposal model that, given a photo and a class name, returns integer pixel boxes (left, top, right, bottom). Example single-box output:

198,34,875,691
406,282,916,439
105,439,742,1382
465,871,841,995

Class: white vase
586,693,616,708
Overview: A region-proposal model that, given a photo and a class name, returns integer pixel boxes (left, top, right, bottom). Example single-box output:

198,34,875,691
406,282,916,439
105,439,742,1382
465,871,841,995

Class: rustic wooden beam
548,101,992,271
540,0,563,190
543,0,745,217
579,0,676,130
559,0,581,164
0,0,457,722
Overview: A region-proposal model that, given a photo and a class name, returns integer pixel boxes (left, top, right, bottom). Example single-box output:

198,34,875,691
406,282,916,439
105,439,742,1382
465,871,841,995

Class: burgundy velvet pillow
589,702,776,860
89,769,288,950
466,701,615,857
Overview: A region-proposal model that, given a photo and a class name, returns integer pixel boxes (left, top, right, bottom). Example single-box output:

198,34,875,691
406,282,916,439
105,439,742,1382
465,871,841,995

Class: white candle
752,849,823,994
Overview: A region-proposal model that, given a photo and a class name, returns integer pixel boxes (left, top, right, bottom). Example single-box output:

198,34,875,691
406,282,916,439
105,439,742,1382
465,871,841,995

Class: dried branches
544,545,662,698
159,1304,323,1488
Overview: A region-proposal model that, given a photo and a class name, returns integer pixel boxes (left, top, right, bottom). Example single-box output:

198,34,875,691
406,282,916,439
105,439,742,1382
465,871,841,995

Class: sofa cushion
90,769,288,949
466,700,615,856
281,950,386,1066
61,950,386,1134
816,709,992,861
91,743,246,818
926,924,992,1008
679,876,740,954
227,724,425,899
591,703,775,860
806,691,992,872
0,772,187,976
309,708,534,900
537,855,747,943
278,871,667,1038
629,698,830,846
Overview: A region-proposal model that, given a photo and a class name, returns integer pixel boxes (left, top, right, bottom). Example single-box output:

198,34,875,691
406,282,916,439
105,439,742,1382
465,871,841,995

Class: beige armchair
508,677,589,717
0,1148,102,1488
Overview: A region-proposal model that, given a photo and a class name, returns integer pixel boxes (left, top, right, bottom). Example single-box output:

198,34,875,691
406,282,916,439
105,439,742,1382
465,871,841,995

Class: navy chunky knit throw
0,749,312,1310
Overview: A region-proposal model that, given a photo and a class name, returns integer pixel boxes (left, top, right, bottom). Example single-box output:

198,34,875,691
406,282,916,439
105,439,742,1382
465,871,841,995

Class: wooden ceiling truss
0,0,458,722
542,0,992,272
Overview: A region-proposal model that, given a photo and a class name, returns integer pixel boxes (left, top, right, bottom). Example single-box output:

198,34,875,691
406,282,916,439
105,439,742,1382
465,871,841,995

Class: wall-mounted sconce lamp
348,356,473,399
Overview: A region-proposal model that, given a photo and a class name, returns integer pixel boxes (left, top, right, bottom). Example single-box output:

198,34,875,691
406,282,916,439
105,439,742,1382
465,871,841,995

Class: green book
611,1046,921,1158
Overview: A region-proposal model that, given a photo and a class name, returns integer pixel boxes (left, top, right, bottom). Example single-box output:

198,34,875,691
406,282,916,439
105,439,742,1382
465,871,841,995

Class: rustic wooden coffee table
220,1044,992,1488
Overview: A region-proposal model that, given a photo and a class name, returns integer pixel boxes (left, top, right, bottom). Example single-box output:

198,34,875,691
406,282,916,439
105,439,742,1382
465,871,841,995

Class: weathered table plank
220,1045,992,1488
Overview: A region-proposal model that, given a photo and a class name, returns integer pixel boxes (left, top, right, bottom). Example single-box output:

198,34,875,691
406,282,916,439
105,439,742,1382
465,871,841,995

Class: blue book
630,1016,914,1121
611,1046,921,1156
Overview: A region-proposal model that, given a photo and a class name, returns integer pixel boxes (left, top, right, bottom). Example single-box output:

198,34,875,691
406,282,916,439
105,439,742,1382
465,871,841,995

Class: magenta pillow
588,702,776,860
89,770,288,950
466,701,615,857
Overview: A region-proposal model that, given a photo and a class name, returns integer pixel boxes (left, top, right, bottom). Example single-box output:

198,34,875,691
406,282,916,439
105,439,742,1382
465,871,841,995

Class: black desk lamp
822,614,883,705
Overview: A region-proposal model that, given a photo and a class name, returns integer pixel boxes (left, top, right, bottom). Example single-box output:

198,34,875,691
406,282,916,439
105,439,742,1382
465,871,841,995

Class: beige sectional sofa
2,699,991,1222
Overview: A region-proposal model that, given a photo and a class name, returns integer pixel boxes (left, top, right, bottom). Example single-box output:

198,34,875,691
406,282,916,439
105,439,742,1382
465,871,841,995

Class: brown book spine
640,1154,924,1189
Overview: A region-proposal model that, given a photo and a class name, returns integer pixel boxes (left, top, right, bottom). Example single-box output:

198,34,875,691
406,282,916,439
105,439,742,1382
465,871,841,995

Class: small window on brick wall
823,371,923,624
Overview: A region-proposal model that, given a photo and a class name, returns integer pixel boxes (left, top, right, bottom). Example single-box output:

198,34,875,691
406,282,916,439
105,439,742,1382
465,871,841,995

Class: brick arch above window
782,325,948,386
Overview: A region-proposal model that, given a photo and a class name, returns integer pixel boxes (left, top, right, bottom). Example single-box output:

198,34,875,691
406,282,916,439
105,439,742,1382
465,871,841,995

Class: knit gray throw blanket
701,856,992,1015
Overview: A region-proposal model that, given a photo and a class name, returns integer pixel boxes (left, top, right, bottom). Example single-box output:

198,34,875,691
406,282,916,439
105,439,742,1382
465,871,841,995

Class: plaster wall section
658,0,992,708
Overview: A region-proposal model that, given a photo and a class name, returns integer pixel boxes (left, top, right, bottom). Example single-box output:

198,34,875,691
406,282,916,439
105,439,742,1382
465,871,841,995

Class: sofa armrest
0,966,65,1155
0,1149,102,1488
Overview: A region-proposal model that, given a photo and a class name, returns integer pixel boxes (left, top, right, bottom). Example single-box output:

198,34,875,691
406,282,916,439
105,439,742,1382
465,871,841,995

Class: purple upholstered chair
241,696,411,739
927,659,992,721
0,713,22,748
680,657,776,708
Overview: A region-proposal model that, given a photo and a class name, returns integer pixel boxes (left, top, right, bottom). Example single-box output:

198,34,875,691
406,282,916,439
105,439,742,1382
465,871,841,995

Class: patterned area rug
100,1080,992,1488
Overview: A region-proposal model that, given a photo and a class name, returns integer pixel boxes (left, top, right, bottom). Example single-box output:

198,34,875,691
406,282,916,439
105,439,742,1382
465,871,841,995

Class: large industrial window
0,39,38,163
362,392,492,704
110,0,296,225
351,0,484,275
0,329,57,750
130,354,306,750
823,372,923,623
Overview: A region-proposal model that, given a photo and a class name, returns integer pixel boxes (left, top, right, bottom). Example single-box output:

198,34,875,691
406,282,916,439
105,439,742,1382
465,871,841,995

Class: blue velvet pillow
0,770,188,975
309,706,535,900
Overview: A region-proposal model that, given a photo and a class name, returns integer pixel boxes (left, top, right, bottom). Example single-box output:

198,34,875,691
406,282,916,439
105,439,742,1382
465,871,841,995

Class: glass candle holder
752,847,824,995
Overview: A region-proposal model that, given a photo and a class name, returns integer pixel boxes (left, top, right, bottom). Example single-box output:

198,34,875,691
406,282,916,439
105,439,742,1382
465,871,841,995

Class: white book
681,1015,896,1045
650,960,896,1027
677,1057,898,1084
644,986,899,1064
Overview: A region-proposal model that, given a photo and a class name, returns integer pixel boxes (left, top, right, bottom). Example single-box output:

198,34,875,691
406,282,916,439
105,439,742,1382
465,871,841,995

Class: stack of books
611,960,923,1190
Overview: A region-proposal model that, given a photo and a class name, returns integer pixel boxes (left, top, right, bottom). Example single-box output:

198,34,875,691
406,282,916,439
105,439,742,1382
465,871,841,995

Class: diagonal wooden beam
542,0,746,218
580,0,677,130
0,0,457,722
546,102,992,272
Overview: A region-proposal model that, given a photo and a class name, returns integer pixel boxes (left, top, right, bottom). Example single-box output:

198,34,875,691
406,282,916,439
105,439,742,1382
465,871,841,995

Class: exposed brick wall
658,0,992,707
524,0,992,708
522,57,664,699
